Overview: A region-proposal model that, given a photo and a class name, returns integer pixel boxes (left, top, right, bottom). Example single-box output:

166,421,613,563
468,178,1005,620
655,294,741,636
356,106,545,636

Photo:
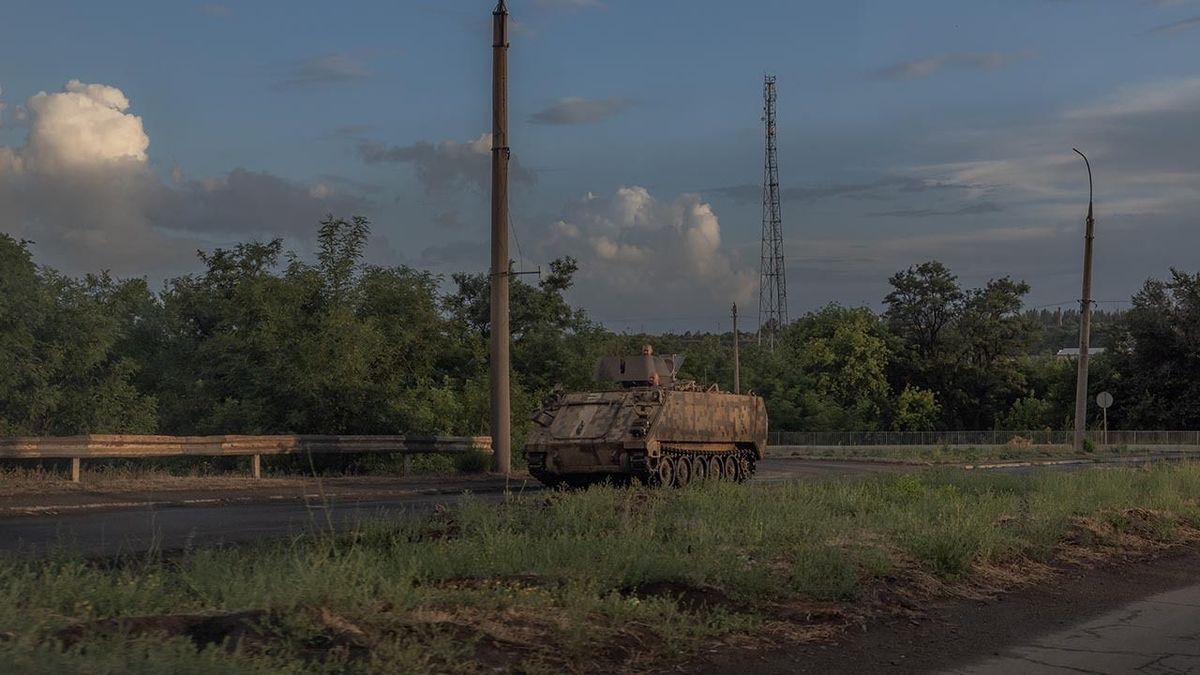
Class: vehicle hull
523,387,767,487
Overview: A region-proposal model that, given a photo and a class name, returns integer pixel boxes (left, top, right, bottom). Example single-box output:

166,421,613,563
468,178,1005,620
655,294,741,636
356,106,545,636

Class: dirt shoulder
689,546,1200,675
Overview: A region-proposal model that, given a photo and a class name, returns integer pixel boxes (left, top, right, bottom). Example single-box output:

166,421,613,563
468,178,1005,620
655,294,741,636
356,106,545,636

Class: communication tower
758,75,788,348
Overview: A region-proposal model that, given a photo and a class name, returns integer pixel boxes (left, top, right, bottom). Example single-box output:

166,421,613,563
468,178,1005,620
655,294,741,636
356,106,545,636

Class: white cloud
543,186,755,317
20,80,149,173
528,97,631,125
358,131,535,193
873,50,1034,80
0,81,367,276
1063,78,1200,119
775,75,1200,310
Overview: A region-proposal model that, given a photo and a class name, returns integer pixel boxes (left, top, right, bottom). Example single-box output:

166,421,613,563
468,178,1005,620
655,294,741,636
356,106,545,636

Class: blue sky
2,0,1199,331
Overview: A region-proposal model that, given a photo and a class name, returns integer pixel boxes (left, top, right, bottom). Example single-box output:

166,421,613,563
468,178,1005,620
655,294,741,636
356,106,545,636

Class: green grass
3,464,1200,673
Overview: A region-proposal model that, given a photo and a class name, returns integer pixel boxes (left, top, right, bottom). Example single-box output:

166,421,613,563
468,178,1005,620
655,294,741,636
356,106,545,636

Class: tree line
1,217,1196,442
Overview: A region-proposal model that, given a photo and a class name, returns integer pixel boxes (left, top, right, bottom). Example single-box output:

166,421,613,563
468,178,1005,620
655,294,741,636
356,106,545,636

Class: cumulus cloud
528,97,631,125
872,50,1034,80
0,81,369,276
19,80,149,173
540,186,755,318
357,132,535,193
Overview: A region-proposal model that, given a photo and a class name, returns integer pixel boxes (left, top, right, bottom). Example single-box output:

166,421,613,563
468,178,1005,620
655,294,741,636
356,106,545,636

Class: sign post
1096,391,1113,446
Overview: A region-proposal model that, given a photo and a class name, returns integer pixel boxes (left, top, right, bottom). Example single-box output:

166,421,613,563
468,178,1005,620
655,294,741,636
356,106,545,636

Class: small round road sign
1096,391,1114,409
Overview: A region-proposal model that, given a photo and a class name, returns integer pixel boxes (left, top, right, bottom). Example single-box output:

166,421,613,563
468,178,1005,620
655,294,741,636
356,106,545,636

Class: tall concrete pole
1072,148,1095,453
490,0,511,474
731,304,740,394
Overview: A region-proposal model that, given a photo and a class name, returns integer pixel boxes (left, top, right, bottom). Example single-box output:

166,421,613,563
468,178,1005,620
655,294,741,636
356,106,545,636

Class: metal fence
0,434,493,482
769,430,1200,447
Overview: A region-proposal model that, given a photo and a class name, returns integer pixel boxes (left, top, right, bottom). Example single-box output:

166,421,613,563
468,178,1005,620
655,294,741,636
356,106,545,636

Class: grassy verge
776,443,1169,464
4,464,1200,673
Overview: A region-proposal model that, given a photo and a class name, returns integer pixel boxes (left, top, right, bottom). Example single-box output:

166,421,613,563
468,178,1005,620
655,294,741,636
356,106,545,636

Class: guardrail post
404,454,413,475
71,457,81,483
251,454,261,480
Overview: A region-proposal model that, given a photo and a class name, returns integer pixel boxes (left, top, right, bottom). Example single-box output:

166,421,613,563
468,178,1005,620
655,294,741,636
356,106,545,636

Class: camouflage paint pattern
524,385,767,483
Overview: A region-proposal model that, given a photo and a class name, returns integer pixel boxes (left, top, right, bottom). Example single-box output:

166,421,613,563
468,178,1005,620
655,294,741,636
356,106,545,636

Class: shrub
454,450,492,474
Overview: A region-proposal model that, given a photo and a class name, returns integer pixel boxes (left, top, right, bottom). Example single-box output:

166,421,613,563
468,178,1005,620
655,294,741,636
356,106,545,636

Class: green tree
884,262,1037,429
1102,269,1200,428
0,234,157,435
997,397,1057,431
785,305,893,430
950,277,1036,428
884,261,962,360
893,385,939,432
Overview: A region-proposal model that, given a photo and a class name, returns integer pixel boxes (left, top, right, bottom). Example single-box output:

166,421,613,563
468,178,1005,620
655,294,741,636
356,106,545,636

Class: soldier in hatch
641,344,660,386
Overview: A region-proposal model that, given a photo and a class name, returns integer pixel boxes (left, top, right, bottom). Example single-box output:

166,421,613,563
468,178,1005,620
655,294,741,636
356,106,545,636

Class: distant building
1056,347,1106,359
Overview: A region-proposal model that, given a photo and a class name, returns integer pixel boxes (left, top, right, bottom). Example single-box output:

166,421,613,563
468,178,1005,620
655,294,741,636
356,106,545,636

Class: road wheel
693,455,708,482
722,455,738,482
674,455,691,488
656,456,674,487
735,455,751,483
708,455,724,482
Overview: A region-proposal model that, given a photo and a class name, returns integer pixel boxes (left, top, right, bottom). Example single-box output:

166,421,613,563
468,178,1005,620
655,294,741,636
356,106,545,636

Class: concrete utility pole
1072,148,1095,453
490,0,511,474
731,303,740,394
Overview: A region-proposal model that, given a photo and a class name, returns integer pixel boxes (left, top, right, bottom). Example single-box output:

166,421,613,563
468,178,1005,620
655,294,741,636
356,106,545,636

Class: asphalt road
0,458,912,558
0,457,1154,559
947,583,1200,674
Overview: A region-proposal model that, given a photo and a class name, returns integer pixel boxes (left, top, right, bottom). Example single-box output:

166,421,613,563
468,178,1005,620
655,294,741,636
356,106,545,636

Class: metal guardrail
0,434,493,482
769,430,1200,447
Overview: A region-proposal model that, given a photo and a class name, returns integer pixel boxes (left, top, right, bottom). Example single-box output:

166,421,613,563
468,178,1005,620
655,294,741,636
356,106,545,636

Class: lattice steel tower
758,75,788,348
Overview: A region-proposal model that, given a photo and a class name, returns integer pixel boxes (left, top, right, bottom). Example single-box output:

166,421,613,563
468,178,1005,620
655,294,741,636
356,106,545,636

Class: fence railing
769,430,1200,447
0,434,493,482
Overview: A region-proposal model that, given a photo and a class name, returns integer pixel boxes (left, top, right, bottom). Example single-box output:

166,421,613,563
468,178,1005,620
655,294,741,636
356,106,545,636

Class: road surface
947,583,1200,673
0,458,914,558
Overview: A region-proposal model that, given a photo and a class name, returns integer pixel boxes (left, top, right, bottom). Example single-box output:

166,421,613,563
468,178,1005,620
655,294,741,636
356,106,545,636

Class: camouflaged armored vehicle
524,352,767,488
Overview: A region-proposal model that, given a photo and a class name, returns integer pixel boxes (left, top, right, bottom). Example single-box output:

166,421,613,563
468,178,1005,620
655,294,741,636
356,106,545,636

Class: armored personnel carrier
524,352,767,488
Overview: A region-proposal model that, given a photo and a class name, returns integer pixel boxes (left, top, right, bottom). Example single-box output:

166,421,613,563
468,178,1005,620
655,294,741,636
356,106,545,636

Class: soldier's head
641,344,654,356
648,371,660,387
